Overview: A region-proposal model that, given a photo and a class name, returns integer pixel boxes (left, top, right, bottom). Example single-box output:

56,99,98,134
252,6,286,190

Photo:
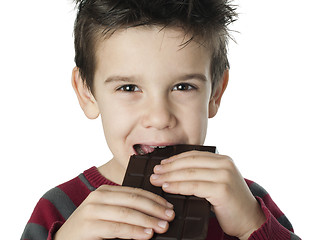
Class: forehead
94,26,212,80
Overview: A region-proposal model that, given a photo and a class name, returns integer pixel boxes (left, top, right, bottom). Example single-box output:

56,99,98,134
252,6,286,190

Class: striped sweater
21,166,300,240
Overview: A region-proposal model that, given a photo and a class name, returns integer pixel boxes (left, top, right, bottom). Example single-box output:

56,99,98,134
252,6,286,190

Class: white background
1,0,318,239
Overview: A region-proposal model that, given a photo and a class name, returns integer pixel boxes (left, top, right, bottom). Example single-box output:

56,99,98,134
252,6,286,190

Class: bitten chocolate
122,144,217,240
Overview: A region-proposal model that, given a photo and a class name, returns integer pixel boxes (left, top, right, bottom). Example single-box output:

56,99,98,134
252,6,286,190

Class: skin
55,26,266,240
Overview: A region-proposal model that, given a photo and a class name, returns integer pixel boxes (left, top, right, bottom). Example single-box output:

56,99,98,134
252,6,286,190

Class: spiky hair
73,0,237,93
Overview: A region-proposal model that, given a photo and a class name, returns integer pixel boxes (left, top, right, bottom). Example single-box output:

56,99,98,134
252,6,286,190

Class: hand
150,151,266,240
54,185,175,240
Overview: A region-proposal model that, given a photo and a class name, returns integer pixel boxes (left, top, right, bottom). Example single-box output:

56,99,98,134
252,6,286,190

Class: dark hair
73,0,237,93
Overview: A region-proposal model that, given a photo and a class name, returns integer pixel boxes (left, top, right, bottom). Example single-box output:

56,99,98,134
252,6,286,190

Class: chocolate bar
122,144,217,240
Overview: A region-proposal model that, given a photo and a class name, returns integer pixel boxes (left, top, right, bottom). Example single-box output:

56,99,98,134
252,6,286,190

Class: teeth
135,146,144,155
134,144,168,156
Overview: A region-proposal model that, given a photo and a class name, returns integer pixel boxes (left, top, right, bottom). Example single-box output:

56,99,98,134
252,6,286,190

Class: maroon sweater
21,167,300,240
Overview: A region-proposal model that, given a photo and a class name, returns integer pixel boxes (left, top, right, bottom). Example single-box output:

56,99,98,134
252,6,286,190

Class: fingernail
162,182,169,188
154,165,162,171
144,228,153,235
166,201,174,208
161,158,174,164
158,220,168,229
160,159,167,164
151,174,159,180
165,209,174,217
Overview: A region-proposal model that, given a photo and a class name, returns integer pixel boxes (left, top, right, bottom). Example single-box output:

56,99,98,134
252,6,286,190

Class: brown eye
118,84,140,92
173,83,196,91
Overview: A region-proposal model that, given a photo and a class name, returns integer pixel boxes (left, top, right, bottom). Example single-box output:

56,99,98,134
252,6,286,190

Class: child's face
86,27,220,174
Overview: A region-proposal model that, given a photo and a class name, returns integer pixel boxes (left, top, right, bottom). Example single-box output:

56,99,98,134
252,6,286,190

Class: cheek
98,98,134,141
100,106,137,166
180,99,209,144
100,106,133,139
187,113,208,144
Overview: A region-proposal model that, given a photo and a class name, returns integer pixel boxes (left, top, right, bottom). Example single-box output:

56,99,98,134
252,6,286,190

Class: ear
71,67,100,119
209,69,229,118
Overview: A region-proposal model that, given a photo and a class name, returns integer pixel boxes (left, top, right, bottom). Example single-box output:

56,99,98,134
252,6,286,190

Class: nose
141,97,177,130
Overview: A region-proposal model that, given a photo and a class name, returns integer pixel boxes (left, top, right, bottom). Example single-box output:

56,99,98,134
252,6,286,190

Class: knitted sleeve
20,187,70,240
246,180,301,240
20,174,93,240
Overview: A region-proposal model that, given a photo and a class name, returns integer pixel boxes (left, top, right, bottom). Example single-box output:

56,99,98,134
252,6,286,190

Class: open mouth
133,144,167,155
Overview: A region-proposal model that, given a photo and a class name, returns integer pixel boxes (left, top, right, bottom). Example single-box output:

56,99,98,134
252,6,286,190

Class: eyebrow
104,73,208,84
177,73,208,82
104,76,138,84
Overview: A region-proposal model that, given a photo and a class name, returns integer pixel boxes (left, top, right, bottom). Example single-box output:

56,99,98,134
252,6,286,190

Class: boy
21,0,300,239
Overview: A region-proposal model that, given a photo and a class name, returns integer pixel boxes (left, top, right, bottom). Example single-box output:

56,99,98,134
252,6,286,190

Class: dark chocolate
122,144,217,240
